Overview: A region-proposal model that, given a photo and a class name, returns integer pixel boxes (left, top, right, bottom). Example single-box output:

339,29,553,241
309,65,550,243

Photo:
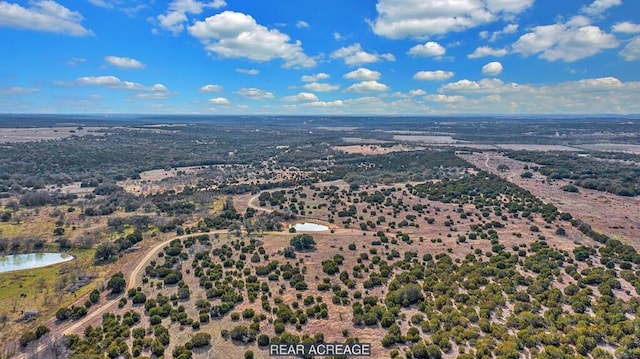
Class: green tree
107,272,126,294
290,234,316,251
94,242,118,262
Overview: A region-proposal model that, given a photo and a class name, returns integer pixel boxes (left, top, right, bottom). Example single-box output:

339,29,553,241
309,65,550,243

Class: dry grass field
493,144,580,151
392,135,466,144
575,143,640,154
333,145,423,155
0,127,107,143
460,151,640,249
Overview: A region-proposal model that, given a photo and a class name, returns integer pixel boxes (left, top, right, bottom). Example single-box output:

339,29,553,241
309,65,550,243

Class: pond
293,222,329,232
0,252,74,273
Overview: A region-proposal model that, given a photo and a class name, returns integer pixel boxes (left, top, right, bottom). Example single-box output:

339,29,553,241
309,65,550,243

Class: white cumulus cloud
620,37,640,61
435,77,640,114
235,87,274,100
612,22,640,34
581,0,622,16
198,84,222,92
413,70,454,81
468,46,508,58
331,43,395,66
512,16,619,62
133,84,171,100
343,68,381,81
283,92,319,102
345,81,389,93
302,82,340,92
407,41,446,57
425,94,464,103
441,78,529,94
157,0,226,34
371,0,533,39
104,56,145,69
408,89,426,96
296,20,309,28
301,73,330,82
305,100,345,108
489,23,519,42
199,84,223,92
75,75,144,90
209,97,230,105
188,11,316,68
485,0,534,13
0,0,92,36
73,75,172,100
482,61,503,76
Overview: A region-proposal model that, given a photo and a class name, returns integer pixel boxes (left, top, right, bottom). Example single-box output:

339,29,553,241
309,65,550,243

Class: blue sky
0,0,639,115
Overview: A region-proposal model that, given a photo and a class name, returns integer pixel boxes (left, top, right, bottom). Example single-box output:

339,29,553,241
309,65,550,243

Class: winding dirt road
248,193,273,214
16,195,284,358
15,232,210,359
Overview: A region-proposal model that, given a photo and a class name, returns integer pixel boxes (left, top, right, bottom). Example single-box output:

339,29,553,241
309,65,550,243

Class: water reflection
0,252,74,273
293,223,329,232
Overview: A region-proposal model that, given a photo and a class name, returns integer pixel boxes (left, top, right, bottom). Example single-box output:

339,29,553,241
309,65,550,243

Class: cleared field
117,164,319,195
332,144,421,155
576,143,640,154
461,151,640,248
0,127,107,143
341,137,389,144
393,135,466,144
495,144,581,151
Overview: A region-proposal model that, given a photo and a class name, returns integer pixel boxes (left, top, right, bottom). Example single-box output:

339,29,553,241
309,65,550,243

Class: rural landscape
2,0,640,357
0,115,638,359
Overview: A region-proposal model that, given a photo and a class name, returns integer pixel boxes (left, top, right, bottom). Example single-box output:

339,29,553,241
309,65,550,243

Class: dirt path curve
15,231,221,359
17,192,290,358
248,193,273,213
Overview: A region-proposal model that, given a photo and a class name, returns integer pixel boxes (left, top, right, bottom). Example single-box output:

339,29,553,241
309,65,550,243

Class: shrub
190,332,211,348
230,325,255,342
56,307,71,321
132,291,147,304
258,334,270,346
89,289,100,304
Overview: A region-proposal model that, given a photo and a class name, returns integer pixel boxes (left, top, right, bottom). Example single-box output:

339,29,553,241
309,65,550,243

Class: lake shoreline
0,252,75,273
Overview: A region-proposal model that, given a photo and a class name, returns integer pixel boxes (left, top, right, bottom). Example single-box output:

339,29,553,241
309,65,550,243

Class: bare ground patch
575,143,640,154
393,135,467,144
494,144,581,151
332,144,422,155
0,127,107,143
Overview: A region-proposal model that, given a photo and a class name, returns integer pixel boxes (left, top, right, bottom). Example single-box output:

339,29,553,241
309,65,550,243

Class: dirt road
14,232,207,359
15,192,294,358
248,193,273,213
